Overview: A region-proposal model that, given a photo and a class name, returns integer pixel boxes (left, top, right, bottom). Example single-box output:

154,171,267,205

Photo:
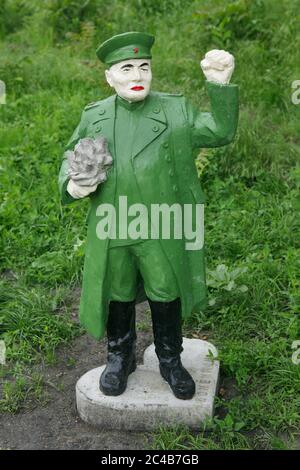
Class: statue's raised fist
200,49,235,85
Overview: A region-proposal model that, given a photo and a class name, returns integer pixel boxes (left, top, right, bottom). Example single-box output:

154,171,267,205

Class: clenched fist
200,49,235,85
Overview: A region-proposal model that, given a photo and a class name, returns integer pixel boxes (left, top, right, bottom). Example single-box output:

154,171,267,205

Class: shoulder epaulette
84,100,102,111
151,91,183,99
162,92,183,97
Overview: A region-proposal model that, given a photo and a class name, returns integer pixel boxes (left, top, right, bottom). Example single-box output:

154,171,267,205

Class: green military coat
59,81,239,339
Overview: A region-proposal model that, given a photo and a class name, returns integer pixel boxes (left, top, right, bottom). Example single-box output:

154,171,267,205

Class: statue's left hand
200,49,235,85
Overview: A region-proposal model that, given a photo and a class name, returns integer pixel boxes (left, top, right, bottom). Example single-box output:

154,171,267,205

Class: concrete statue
59,31,238,402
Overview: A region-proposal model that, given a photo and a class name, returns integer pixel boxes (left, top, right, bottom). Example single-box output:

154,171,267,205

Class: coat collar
90,93,167,159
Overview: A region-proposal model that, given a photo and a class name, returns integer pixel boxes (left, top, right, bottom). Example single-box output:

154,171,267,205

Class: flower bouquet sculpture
66,137,113,198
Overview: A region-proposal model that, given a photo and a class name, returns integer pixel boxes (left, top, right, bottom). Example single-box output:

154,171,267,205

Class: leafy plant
207,264,248,293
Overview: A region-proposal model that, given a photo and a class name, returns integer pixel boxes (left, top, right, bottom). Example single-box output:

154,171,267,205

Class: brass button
152,125,159,132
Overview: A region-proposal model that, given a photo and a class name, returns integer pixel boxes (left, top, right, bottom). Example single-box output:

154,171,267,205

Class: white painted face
105,58,152,102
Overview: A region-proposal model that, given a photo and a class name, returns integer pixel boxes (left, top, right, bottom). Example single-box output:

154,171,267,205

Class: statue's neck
116,95,146,111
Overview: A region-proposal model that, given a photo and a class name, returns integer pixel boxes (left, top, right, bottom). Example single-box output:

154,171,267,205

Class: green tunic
58,81,239,339
111,96,146,246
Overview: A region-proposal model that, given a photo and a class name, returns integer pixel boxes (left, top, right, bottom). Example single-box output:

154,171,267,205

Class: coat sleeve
185,81,239,149
58,111,87,205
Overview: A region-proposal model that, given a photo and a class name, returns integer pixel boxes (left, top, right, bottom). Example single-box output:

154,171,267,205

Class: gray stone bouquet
66,137,113,186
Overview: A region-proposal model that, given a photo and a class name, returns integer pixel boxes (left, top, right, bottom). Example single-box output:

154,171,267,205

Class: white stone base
76,338,219,431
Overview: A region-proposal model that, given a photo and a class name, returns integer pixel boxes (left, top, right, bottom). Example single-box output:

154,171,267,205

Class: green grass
0,0,299,449
0,371,45,413
0,280,79,364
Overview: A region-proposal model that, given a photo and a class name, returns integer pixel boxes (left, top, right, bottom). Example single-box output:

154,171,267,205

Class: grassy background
0,0,299,449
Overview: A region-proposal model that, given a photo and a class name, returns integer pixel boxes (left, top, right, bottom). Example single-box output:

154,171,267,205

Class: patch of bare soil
0,302,154,450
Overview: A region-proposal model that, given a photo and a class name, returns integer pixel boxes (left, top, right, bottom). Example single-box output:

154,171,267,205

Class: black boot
100,300,136,396
148,297,195,400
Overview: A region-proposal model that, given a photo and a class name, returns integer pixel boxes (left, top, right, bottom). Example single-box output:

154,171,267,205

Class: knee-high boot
148,297,195,400
99,300,136,396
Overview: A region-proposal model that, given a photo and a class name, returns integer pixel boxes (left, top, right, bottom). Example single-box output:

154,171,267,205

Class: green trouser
108,240,179,302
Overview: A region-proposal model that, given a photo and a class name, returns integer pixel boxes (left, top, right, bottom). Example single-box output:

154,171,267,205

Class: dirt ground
0,302,156,450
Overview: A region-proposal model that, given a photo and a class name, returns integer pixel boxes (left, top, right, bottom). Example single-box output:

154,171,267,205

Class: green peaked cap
96,31,155,66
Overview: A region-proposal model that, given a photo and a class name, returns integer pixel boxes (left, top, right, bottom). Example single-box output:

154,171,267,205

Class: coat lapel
88,93,167,159
132,93,167,159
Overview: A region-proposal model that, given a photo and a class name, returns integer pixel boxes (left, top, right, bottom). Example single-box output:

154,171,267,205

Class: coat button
99,109,105,115
163,142,169,148
169,169,174,177
165,154,171,162
96,125,102,132
152,125,159,132
153,107,160,114
173,184,178,192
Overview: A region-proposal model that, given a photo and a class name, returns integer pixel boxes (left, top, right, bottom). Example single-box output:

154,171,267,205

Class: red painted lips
131,86,144,91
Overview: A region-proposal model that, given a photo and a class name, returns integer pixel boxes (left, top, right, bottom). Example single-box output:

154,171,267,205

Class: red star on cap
133,47,139,54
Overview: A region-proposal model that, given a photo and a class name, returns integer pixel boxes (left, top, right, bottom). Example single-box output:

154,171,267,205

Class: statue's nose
133,67,142,81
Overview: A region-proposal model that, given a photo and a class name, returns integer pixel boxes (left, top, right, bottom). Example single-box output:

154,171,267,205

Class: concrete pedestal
76,338,219,431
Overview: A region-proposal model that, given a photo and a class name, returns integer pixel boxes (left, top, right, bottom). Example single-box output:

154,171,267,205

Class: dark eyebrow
140,63,149,67
120,64,133,69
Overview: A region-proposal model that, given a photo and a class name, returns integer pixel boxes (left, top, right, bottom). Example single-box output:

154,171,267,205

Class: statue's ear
105,69,113,88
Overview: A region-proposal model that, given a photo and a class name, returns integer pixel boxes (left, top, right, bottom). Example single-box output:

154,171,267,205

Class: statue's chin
117,90,150,103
